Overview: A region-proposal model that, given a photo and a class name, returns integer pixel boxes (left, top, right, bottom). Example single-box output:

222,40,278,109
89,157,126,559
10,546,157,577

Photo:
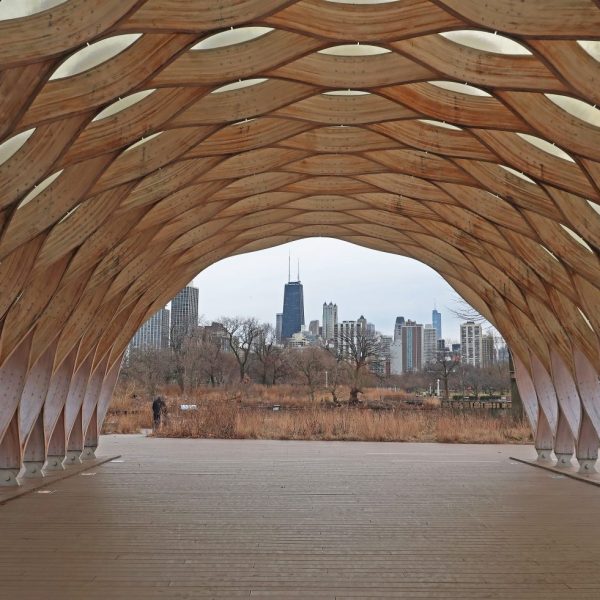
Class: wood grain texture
2,436,600,598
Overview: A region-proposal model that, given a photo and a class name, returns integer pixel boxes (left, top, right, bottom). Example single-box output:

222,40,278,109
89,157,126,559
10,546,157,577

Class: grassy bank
103,385,531,444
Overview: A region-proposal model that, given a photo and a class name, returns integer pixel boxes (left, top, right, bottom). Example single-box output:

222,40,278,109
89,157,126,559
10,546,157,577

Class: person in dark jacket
152,396,167,430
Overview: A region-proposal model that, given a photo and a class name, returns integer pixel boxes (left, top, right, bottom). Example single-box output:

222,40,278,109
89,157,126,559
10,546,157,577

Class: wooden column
554,411,575,468
81,355,107,459
84,406,98,460
577,410,599,474
19,341,56,477
96,358,122,433
550,350,581,468
67,406,84,466
573,349,600,473
45,408,66,471
0,412,20,486
22,412,45,478
0,333,32,485
512,354,539,433
64,354,93,466
529,354,559,462
43,347,77,470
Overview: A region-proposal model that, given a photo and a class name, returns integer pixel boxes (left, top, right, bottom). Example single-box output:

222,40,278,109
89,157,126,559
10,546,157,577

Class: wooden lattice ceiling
0,1,600,473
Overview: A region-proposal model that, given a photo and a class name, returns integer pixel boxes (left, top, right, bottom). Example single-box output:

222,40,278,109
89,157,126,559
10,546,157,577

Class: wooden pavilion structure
0,0,599,484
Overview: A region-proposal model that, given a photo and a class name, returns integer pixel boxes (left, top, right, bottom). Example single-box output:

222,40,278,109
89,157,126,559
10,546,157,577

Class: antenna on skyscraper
297,258,300,281
288,250,291,283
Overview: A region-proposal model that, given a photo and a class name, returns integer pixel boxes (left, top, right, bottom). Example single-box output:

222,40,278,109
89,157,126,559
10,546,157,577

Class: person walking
152,396,167,431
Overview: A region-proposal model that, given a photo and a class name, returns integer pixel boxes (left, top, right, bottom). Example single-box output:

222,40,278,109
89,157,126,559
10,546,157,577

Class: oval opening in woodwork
192,27,273,50
441,31,531,55
50,34,142,80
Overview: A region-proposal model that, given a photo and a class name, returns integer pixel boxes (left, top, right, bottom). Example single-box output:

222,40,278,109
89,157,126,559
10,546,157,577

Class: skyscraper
497,344,509,363
437,338,448,360
482,333,496,367
171,284,199,348
432,309,442,339
357,315,367,333
322,302,338,341
308,320,320,336
460,321,483,367
275,313,283,344
423,324,438,365
378,335,393,377
335,319,358,358
129,307,170,351
281,281,304,340
393,316,405,342
401,320,423,373
390,339,402,374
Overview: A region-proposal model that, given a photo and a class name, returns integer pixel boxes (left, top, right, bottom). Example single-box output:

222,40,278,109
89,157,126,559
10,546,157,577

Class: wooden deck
1,435,599,599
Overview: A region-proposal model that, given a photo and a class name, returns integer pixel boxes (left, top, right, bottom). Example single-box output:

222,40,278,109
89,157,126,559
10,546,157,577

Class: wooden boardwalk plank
0,435,598,599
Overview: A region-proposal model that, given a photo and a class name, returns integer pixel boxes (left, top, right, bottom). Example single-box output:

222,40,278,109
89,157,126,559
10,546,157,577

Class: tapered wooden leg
535,409,554,462
96,358,122,431
64,355,93,466
65,406,83,466
22,411,45,478
573,350,600,418
19,341,57,478
554,411,575,468
45,407,66,471
513,354,539,433
530,354,559,437
550,350,581,443
576,410,599,474
43,348,76,470
81,357,107,459
0,411,21,486
0,334,32,484
82,407,98,460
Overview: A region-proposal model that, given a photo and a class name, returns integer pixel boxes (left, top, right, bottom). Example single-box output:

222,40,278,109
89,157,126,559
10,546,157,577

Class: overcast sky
191,238,482,343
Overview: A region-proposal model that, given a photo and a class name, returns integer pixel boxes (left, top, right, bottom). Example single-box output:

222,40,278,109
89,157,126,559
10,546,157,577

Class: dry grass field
103,384,532,444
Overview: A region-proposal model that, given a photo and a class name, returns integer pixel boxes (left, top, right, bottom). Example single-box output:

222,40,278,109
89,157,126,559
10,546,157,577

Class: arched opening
117,237,521,441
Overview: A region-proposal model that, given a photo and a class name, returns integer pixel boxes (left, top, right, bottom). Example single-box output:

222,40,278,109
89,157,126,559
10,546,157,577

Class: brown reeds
101,384,153,434
104,385,532,444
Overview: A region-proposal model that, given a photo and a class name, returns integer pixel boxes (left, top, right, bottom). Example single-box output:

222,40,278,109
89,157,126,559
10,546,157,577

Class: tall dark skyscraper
171,284,199,348
281,281,304,340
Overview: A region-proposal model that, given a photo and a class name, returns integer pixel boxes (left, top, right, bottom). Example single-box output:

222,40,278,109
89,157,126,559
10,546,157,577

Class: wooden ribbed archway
0,0,599,484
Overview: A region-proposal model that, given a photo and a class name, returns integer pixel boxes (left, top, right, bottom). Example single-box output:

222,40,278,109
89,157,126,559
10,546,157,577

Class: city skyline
193,238,489,342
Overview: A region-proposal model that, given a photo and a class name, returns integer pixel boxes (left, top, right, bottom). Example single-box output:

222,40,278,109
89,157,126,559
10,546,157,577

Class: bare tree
464,365,484,398
289,347,325,402
339,331,384,405
178,328,206,392
426,350,460,401
321,343,349,405
271,346,291,385
197,329,238,387
122,348,172,397
253,323,279,385
218,316,262,382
